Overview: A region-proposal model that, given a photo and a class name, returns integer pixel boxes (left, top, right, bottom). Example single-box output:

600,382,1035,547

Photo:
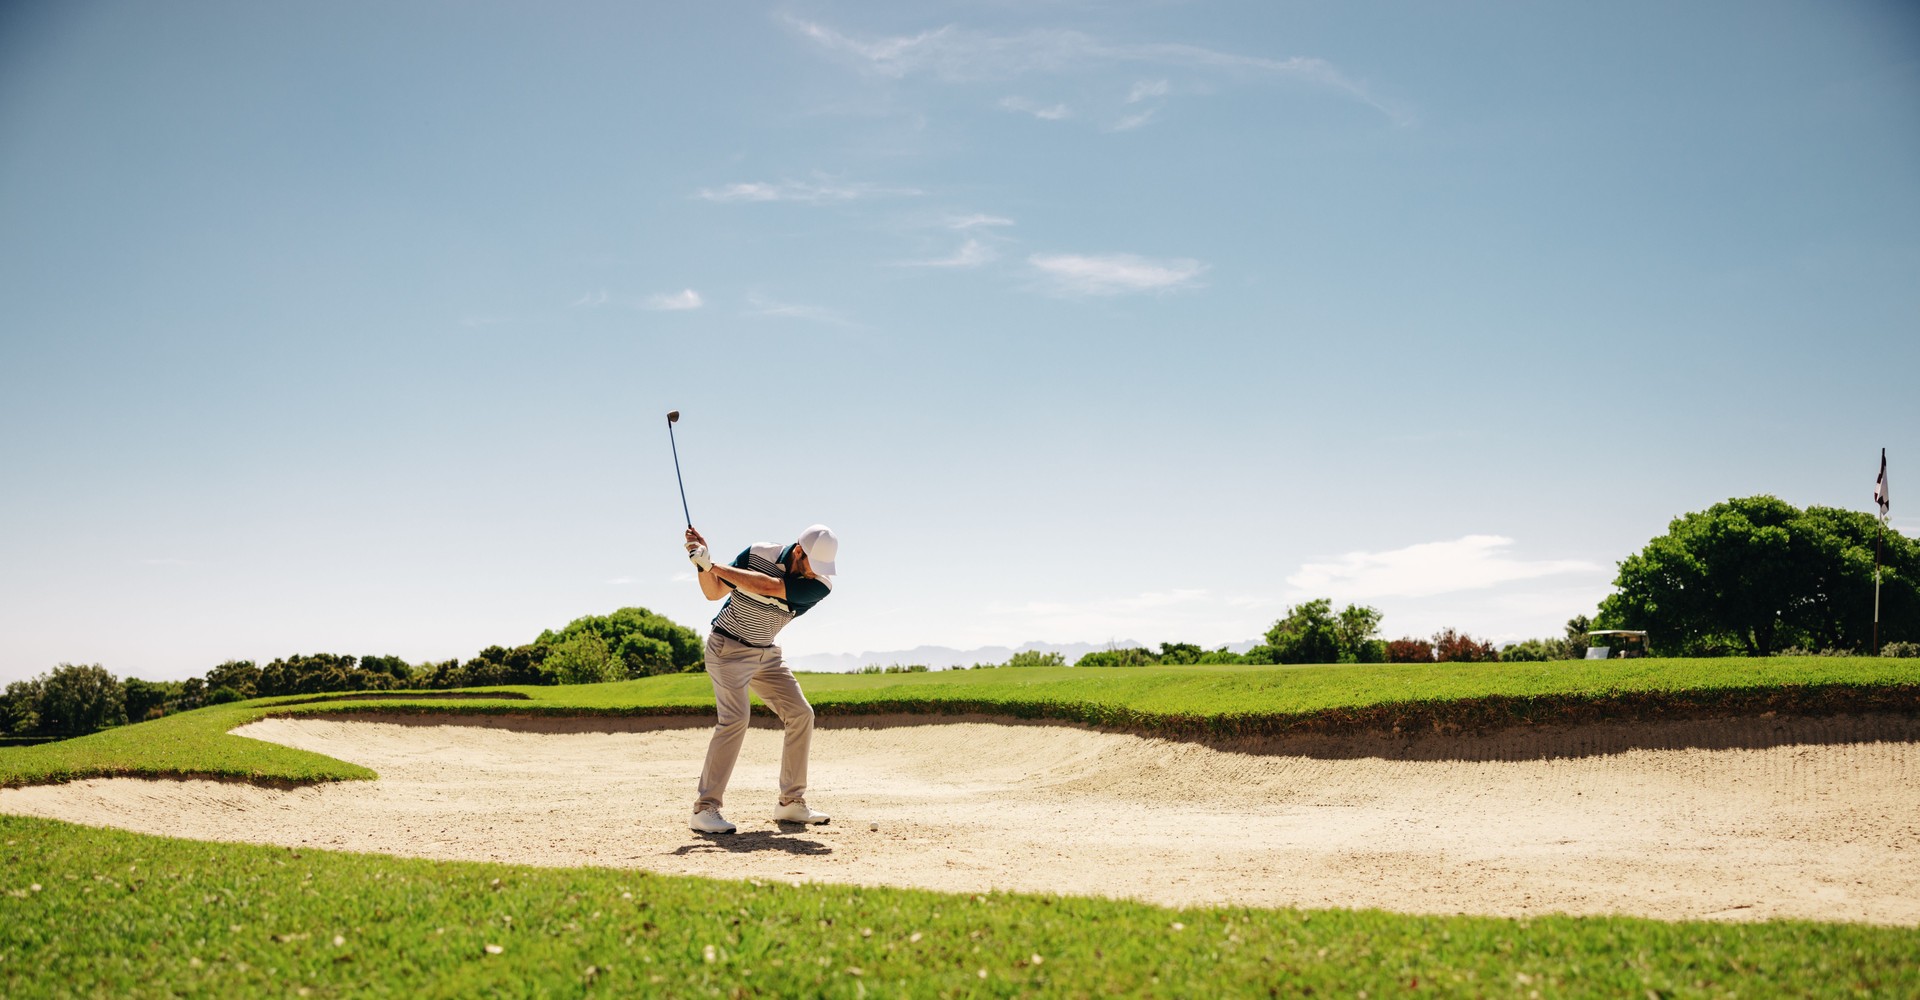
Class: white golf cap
797,524,838,577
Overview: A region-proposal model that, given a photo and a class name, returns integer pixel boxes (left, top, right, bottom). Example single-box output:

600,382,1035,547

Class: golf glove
688,545,712,572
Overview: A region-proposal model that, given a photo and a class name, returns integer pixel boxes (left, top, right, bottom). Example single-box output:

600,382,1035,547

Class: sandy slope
4,714,1917,925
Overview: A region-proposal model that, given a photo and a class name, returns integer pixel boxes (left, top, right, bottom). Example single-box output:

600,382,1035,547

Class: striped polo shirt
710,542,833,647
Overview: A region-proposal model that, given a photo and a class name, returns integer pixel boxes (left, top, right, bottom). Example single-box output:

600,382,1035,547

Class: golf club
666,410,691,528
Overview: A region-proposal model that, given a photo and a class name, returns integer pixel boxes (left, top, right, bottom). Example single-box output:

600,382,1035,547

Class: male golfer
683,523,837,834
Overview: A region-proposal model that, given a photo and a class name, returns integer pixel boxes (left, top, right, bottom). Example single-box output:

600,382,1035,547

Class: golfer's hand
688,545,713,572
684,526,707,551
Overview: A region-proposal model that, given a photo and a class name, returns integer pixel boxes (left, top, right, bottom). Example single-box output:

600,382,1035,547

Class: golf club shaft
667,421,691,528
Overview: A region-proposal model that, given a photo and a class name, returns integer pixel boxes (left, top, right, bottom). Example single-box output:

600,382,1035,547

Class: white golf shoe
772,800,830,825
690,808,736,834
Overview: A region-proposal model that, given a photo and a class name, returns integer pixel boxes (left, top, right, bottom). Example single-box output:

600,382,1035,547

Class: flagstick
1873,513,1884,655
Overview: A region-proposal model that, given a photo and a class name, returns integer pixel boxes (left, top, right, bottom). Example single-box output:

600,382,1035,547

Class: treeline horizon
7,494,1914,741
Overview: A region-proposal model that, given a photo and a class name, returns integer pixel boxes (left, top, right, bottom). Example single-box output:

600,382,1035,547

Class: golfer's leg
747,648,813,805
694,635,754,813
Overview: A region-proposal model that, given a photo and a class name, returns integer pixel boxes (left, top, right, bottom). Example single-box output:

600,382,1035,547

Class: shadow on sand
670,830,832,857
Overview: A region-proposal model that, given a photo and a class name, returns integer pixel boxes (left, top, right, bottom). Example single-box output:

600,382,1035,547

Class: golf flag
1875,448,1889,517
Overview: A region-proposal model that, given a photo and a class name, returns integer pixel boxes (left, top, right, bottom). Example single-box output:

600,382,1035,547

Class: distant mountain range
788,638,1261,672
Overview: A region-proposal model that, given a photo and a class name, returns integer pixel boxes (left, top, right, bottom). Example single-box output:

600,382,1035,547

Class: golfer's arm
708,564,786,599
696,568,728,600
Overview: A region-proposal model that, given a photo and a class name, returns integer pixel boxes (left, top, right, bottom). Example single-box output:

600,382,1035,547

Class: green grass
3,657,1916,789
5,814,1915,999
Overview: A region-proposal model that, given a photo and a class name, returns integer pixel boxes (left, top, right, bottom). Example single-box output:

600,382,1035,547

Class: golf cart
1585,629,1650,659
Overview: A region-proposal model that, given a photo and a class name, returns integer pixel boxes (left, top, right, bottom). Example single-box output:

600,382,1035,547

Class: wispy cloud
998,96,1071,120
784,17,1404,122
1029,252,1206,295
948,213,1014,230
744,293,862,329
696,177,922,204
1126,78,1169,103
570,289,609,308
605,576,634,585
1285,536,1603,600
644,289,704,311
1110,109,1156,131
138,557,193,567
897,238,995,268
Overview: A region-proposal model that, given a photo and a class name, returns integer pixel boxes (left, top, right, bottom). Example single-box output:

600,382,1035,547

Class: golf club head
667,410,680,424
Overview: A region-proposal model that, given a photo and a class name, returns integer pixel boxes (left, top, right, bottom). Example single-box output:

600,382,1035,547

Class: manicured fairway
4,656,1916,788
6,814,1917,999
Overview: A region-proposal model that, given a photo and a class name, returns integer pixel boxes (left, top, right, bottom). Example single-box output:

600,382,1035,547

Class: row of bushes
1,607,701,739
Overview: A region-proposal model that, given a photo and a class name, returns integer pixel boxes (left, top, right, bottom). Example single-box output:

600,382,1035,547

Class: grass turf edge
2,658,1916,789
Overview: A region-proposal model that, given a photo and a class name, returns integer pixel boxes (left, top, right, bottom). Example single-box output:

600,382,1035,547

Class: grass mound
2,657,1916,789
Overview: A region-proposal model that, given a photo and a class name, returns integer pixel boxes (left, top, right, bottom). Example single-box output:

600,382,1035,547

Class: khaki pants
693,631,814,813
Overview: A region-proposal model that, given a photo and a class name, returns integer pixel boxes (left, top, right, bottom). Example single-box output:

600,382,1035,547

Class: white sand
4,713,1917,925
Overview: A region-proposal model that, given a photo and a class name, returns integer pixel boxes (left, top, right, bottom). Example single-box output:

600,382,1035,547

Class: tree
445,645,552,687
1075,647,1159,667
1156,642,1203,665
1385,638,1434,663
1600,496,1920,656
1265,599,1343,665
33,663,127,737
1564,615,1593,660
546,632,623,685
537,607,702,678
203,660,260,700
2,677,43,735
1499,638,1570,662
1433,629,1499,663
1006,650,1066,668
256,654,405,697
1335,605,1385,662
122,678,182,722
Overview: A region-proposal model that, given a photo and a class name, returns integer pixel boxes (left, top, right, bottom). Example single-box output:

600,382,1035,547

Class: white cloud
1285,536,1603,600
1127,78,1169,103
605,576,634,585
784,16,1405,121
570,289,609,308
1110,109,1156,131
1028,252,1207,295
948,213,1014,230
695,178,922,204
898,238,995,268
998,96,1071,120
644,289,703,311
744,293,860,329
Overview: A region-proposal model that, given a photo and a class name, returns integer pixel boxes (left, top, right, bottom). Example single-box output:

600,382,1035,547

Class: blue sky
3,1,1916,682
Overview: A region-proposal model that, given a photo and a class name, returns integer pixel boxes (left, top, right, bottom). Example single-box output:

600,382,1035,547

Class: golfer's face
793,545,812,577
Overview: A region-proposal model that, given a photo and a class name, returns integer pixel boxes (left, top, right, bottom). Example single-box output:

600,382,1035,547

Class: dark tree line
2,607,702,740
1601,496,1918,656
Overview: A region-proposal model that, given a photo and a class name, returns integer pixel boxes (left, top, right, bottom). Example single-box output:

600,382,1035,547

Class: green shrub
1075,647,1160,667
1882,641,1920,657
1007,650,1066,668
546,633,622,685
1500,638,1573,662
537,607,701,678
121,678,182,721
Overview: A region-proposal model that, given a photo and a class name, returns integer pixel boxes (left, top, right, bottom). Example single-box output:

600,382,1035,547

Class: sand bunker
4,714,1918,925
